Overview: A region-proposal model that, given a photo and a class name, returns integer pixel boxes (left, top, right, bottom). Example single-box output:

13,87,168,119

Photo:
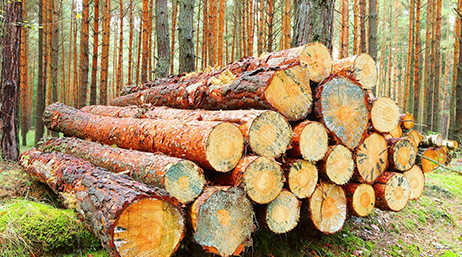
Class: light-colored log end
206,122,244,172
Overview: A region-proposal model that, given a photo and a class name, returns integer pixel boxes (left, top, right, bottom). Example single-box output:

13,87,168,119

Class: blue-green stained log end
193,187,254,256
164,160,206,205
266,190,301,234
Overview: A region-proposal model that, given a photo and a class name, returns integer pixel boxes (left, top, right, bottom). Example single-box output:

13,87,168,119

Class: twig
417,153,462,175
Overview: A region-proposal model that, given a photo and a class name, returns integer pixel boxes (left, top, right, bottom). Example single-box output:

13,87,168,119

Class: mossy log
370,97,400,133
342,183,375,217
82,105,292,158
399,113,415,130
314,75,369,149
373,171,410,212
264,190,301,234
387,137,417,172
282,158,318,199
317,145,355,185
332,53,378,89
110,64,313,121
20,150,185,257
190,186,254,257
44,103,244,172
309,182,347,234
403,165,425,200
353,133,388,184
287,120,329,162
38,137,205,204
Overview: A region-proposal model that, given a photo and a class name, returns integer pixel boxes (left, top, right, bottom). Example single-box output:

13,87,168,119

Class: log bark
287,120,328,162
317,145,355,185
309,182,347,234
370,97,400,133
20,149,185,257
190,186,254,256
44,103,244,172
421,134,443,147
353,132,388,184
264,189,301,234
387,137,417,172
399,113,415,130
81,105,293,158
373,171,410,212
342,183,375,217
419,147,440,173
282,158,318,199
111,64,313,121
314,76,369,149
37,137,206,204
403,165,425,200
332,53,378,89
442,140,459,150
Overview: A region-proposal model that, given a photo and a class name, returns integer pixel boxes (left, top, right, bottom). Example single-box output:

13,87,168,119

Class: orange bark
170,0,178,74
217,0,226,66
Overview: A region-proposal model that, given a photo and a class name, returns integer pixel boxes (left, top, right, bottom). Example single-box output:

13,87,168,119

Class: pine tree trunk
170,0,178,74
267,0,274,52
431,0,442,133
368,0,377,60
35,0,46,144
127,0,133,84
78,0,89,108
456,0,462,140
178,0,196,73
404,0,415,112
450,0,462,139
413,0,421,125
116,0,124,94
359,0,367,53
155,0,171,78
339,0,349,59
99,0,111,105
217,0,225,65
20,1,29,147
141,0,149,82
89,0,99,105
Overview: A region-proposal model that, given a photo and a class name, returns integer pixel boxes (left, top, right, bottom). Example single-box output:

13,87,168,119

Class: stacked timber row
19,42,456,257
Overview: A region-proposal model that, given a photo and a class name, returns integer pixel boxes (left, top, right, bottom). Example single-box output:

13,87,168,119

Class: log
309,182,347,234
399,113,415,130
370,97,400,133
373,171,410,212
265,189,301,234
388,124,403,138
318,145,355,185
120,42,333,95
287,120,329,162
20,150,185,257
314,76,369,149
282,159,318,199
190,186,254,256
332,53,378,89
44,103,244,172
387,137,417,172
419,148,439,173
354,132,388,184
421,134,443,147
442,140,459,151
37,137,206,204
110,64,313,121
342,183,375,217
404,129,422,146
82,105,292,158
403,165,425,200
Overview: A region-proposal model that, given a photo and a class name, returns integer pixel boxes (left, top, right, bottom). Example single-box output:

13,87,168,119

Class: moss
0,199,100,256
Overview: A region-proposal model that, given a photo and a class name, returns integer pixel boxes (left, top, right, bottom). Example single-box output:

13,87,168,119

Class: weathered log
309,182,347,234
111,64,313,121
442,140,459,150
370,97,400,133
264,189,301,234
332,53,378,89
403,165,425,200
388,124,403,138
354,132,388,184
373,171,410,212
287,120,329,162
190,186,254,257
282,158,318,199
387,137,417,172
44,103,244,172
421,134,443,147
317,145,355,185
37,137,206,204
121,42,333,96
82,105,292,158
20,150,185,257
342,183,375,217
314,76,369,149
399,113,415,130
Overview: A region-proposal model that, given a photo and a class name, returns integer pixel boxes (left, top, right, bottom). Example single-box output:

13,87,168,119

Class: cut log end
353,54,378,89
324,145,355,185
191,187,254,257
266,190,301,234
400,113,415,130
113,197,185,257
164,160,206,204
286,160,318,199
309,182,347,234
389,125,403,138
298,121,329,162
299,42,333,83
343,183,375,217
355,133,388,184
374,172,410,212
265,65,313,121
206,122,244,172
248,110,293,158
370,97,400,133
403,165,425,200
392,138,417,171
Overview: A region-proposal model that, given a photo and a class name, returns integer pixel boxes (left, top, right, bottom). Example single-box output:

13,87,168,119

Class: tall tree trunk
45,0,51,110
99,0,111,105
170,0,178,74
368,0,377,60
79,0,89,108
116,0,124,94
35,0,46,145
404,0,415,112
424,0,433,129
90,0,99,105
359,0,367,53
456,11,462,141
208,0,218,65
50,0,60,137
217,0,225,66
267,0,274,52
127,0,133,84
392,1,399,102
413,0,421,125
67,2,74,106
20,0,29,146
135,17,142,84
72,13,79,107
141,0,149,82
201,0,208,69
339,0,349,59
431,0,442,133
1,0,22,160
450,0,462,139
178,0,196,73
155,0,171,78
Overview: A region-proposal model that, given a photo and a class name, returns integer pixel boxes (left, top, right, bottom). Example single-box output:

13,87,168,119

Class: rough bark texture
155,0,171,78
455,0,462,142
332,54,378,89
99,0,111,105
317,145,355,185
373,172,410,212
20,150,185,257
354,132,388,184
368,0,377,60
37,137,206,204
287,120,328,162
43,103,244,172
81,105,292,158
265,190,300,234
342,183,375,217
89,0,99,105
282,158,318,199
79,0,90,108
190,186,254,256
421,134,443,147
178,0,196,73
35,0,46,144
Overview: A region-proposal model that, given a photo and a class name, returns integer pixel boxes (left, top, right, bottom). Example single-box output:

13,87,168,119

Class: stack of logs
19,42,459,257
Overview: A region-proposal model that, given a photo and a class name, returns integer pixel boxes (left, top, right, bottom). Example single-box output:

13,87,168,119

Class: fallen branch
417,153,462,175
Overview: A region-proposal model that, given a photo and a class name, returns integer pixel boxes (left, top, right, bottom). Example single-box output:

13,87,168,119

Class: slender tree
424,0,433,129
35,0,46,144
339,0,349,59
90,0,100,105
170,0,178,74
178,0,196,73
368,0,377,60
155,0,171,77
116,0,124,93
217,0,225,65
267,0,274,52
413,0,421,124
404,0,415,112
79,0,90,108
127,0,133,84
431,0,442,133
450,0,462,139
359,0,367,52
99,0,111,105
20,0,29,146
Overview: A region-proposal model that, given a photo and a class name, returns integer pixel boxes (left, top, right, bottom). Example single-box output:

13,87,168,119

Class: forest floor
0,138,461,256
